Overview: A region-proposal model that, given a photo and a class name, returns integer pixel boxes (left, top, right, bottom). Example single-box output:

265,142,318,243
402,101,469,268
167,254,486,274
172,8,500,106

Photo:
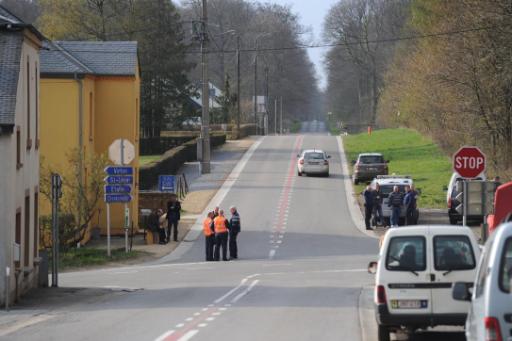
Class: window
16,127,22,169
475,239,494,298
33,191,38,259
386,236,426,272
26,56,31,149
359,155,384,164
380,185,407,197
434,235,476,271
35,63,39,148
88,92,93,141
304,152,325,160
24,194,30,267
499,238,512,293
15,210,21,268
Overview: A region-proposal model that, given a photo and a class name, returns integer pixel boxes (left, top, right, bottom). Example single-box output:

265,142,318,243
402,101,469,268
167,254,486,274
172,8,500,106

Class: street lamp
253,33,271,135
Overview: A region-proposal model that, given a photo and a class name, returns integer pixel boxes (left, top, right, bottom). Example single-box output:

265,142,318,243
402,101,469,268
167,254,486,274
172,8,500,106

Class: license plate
391,300,428,309
309,162,319,165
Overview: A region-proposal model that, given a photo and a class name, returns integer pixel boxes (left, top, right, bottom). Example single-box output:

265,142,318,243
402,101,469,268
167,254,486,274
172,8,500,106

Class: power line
40,24,499,55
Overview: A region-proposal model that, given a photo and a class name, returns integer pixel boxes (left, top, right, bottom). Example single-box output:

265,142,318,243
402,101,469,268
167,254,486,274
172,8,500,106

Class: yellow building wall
39,79,80,216
94,74,140,234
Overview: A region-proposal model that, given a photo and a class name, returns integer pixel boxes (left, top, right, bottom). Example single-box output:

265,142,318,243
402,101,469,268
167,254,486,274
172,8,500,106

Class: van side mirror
367,261,378,274
452,282,472,301
327,155,331,159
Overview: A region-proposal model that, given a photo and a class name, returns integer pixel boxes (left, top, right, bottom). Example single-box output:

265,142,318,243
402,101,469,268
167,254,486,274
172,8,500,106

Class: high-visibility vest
203,218,213,237
214,216,228,233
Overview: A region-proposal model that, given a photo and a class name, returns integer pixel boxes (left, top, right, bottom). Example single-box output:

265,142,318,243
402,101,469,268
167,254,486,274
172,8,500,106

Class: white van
453,222,512,341
368,225,481,341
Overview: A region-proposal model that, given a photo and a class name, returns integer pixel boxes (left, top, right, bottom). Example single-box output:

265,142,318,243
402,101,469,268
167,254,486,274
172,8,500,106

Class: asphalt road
4,121,465,341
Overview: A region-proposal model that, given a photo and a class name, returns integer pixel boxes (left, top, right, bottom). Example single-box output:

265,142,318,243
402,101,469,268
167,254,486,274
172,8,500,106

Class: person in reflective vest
203,212,215,261
213,209,230,261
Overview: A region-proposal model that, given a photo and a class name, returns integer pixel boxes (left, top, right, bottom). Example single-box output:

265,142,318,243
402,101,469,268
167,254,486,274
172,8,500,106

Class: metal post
121,139,129,253
5,267,9,311
107,203,111,257
280,96,283,135
481,181,488,242
463,180,468,227
274,98,277,135
253,51,258,134
236,35,241,136
265,67,269,136
200,0,211,174
51,174,60,287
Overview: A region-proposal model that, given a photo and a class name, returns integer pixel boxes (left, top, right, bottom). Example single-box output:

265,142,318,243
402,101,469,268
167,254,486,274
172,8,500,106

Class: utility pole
253,51,258,135
280,96,283,134
236,35,241,135
200,0,211,174
265,67,269,136
274,98,278,135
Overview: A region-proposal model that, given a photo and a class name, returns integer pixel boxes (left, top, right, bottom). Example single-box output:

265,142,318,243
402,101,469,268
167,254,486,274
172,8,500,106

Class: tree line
1,0,321,136
324,0,512,176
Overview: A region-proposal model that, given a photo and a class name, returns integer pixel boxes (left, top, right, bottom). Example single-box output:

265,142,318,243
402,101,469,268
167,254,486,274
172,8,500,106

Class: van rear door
430,234,479,315
384,236,432,315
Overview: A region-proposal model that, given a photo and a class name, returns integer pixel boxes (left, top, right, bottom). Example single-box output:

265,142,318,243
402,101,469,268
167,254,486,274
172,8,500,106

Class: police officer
362,185,375,230
403,185,418,225
388,186,403,227
373,183,383,227
213,209,230,261
229,206,241,259
203,212,215,261
166,194,181,242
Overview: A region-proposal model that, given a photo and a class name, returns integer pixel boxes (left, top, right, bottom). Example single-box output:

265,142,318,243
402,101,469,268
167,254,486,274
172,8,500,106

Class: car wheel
378,325,390,341
297,171,302,176
324,172,329,177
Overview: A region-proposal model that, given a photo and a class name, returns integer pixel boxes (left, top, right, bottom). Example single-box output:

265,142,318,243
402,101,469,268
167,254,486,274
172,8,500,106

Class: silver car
297,149,330,177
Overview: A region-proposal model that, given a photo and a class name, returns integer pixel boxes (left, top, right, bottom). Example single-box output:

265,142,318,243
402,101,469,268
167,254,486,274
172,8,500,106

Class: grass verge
344,128,452,208
57,248,147,269
140,155,162,166
290,120,301,133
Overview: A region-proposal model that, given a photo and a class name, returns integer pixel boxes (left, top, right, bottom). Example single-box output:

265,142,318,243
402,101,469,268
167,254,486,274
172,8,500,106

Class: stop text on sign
454,156,484,169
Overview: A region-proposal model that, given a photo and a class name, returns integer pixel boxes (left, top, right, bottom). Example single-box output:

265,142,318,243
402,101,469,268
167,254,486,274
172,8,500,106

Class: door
496,237,512,341
430,234,478,315
384,236,432,315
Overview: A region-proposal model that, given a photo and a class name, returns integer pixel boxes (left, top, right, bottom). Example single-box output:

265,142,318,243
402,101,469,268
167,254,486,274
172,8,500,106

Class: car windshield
359,155,384,164
305,152,325,160
386,236,426,272
380,185,407,196
499,238,512,293
434,236,476,271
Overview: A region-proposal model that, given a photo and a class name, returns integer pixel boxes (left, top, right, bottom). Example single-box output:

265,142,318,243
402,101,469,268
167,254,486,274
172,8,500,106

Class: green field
343,128,452,208
140,155,162,166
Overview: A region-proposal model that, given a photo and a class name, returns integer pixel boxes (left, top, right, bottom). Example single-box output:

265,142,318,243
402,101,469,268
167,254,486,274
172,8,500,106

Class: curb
359,286,377,341
336,136,377,239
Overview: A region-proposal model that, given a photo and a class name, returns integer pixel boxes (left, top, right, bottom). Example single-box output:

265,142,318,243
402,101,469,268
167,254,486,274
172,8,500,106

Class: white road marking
198,324,208,328
178,330,198,341
0,314,54,338
206,317,215,322
185,317,193,322
231,280,260,303
175,323,185,328
214,278,248,304
212,312,221,316
193,313,200,316
201,308,208,312
154,330,175,341
219,307,227,311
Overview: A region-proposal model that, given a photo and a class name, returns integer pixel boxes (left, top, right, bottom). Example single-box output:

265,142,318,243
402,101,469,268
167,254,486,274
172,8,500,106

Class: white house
0,5,43,304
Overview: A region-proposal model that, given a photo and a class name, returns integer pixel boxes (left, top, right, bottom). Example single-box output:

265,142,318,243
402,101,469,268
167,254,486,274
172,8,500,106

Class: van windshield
359,155,384,164
386,236,426,272
434,236,476,271
499,238,512,293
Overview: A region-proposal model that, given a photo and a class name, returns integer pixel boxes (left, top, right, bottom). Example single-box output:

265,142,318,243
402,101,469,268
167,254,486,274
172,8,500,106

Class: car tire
324,172,329,177
378,325,390,341
297,171,302,176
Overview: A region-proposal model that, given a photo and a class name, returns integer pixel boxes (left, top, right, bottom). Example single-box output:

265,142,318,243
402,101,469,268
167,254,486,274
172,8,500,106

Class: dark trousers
405,208,416,225
158,228,167,243
229,231,239,259
167,219,179,242
391,207,401,226
205,235,215,261
214,232,229,261
373,205,383,226
364,205,374,229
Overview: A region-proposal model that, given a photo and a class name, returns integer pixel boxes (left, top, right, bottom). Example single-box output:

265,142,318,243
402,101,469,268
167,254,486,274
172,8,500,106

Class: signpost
453,146,486,179
105,139,135,256
158,175,175,193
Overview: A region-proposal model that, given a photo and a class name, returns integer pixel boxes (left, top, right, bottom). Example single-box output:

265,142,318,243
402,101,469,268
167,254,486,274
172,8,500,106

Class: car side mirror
452,282,472,301
297,154,300,157
327,155,331,159
367,261,378,274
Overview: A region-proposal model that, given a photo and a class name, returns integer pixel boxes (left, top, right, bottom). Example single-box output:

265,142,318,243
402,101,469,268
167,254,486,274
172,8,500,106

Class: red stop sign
453,146,486,178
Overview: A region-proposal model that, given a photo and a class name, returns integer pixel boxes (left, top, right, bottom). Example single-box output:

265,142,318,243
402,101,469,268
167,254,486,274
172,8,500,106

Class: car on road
297,149,330,177
369,225,480,341
452,222,512,341
352,153,388,185
369,175,418,226
446,172,486,225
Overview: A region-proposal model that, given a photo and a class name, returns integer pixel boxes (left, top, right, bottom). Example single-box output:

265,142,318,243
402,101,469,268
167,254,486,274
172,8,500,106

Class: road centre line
231,280,260,303
214,278,248,304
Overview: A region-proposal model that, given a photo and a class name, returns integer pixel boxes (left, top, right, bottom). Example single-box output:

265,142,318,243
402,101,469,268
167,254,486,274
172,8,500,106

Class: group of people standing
363,184,418,229
202,206,241,261
150,194,182,245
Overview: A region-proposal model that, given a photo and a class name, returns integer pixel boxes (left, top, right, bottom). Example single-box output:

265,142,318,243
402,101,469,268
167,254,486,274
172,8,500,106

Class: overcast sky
254,0,337,91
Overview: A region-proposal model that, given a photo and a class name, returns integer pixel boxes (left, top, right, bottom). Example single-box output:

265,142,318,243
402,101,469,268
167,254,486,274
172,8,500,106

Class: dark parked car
352,153,388,185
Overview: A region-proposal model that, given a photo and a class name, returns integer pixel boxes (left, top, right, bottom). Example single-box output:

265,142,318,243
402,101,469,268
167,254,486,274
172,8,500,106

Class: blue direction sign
105,185,131,194
158,175,175,193
104,175,133,185
105,194,132,203
105,166,133,176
